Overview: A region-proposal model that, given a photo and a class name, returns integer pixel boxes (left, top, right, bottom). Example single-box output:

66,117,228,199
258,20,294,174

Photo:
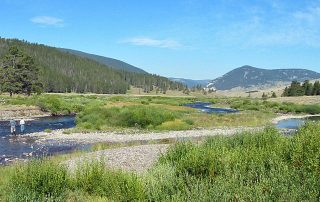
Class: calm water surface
276,116,320,129
184,102,239,113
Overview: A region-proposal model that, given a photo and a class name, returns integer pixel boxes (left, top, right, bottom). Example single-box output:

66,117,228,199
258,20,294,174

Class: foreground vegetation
1,123,319,201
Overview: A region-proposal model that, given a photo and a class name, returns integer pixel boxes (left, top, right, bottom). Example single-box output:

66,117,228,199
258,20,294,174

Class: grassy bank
1,123,319,201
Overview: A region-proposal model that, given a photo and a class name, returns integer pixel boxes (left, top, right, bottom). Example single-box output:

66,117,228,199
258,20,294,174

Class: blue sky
1,0,320,79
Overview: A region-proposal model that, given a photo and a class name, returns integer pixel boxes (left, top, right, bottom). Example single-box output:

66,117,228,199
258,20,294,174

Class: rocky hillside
211,65,320,90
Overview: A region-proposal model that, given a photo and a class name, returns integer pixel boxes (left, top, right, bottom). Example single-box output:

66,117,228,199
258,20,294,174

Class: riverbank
271,113,320,124
28,112,316,145
65,144,169,173
29,126,263,145
0,105,49,121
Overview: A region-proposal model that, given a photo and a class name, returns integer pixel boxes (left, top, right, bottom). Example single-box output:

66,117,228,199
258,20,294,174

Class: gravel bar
29,127,262,145
65,144,170,173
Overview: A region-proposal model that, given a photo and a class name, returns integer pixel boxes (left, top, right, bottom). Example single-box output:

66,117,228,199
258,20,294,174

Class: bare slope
211,65,320,90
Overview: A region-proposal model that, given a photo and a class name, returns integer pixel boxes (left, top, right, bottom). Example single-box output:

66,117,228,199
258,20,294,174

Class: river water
184,102,320,130
184,102,239,113
0,115,88,165
275,116,320,129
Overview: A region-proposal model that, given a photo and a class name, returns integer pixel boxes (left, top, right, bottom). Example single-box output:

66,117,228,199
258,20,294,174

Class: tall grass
76,104,192,130
228,98,320,114
2,123,320,201
7,160,144,201
157,125,320,201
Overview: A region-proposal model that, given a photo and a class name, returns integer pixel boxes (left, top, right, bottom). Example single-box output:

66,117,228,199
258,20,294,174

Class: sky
0,0,320,80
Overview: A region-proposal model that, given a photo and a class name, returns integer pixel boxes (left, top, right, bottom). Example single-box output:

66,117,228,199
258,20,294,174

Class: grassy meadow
0,123,319,201
1,93,320,132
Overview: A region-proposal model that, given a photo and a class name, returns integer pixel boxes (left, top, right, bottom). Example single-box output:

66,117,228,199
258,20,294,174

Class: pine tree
282,87,288,97
262,92,268,99
287,81,304,96
302,80,313,96
313,81,320,95
0,46,42,96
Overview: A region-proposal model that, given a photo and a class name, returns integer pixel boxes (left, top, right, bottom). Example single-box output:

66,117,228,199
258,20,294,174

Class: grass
2,94,320,132
1,123,320,201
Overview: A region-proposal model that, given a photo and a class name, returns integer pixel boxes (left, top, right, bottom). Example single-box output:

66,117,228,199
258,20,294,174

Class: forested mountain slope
0,38,184,94
59,48,147,74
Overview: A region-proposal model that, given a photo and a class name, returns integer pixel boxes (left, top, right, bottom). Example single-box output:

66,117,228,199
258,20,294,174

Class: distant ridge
59,48,147,74
169,78,210,88
210,65,320,90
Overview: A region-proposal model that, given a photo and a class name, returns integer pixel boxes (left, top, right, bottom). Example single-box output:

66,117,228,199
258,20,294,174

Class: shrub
77,105,179,130
71,161,145,201
157,125,320,201
8,161,68,201
44,129,52,133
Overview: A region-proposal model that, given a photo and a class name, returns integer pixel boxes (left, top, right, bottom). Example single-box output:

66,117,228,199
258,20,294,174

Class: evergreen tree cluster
0,38,185,94
0,46,42,96
282,80,320,96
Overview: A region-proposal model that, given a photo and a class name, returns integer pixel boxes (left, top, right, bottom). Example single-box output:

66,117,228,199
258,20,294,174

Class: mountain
59,48,147,74
0,37,184,94
169,78,210,88
211,65,320,90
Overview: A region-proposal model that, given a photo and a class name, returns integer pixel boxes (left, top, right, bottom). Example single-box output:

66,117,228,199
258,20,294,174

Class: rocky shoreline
271,114,320,124
28,126,263,145
65,144,170,173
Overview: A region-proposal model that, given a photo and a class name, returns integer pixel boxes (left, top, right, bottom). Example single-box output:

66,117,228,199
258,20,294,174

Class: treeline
282,80,320,96
0,38,185,94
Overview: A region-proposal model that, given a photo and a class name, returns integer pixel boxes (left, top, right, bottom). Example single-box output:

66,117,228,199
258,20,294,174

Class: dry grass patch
105,101,139,108
190,111,274,128
269,96,320,105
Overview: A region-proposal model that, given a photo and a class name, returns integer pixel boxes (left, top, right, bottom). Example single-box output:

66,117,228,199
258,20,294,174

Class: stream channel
0,102,318,165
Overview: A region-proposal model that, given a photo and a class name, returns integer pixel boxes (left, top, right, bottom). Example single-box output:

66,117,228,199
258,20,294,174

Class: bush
77,105,179,130
44,129,52,133
72,161,144,201
9,161,68,201
157,125,320,201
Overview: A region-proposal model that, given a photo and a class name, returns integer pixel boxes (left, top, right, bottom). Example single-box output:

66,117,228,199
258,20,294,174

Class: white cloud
30,16,64,27
120,37,183,49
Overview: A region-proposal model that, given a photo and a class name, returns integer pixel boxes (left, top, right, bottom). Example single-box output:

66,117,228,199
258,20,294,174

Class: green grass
1,123,320,201
76,105,183,130
156,124,320,201
2,94,320,132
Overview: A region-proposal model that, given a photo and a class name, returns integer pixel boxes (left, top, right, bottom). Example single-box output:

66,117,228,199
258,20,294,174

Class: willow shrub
8,160,69,201
158,125,320,201
76,105,179,130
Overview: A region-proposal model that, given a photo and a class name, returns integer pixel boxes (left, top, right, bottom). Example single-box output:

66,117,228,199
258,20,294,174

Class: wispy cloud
120,37,183,49
30,16,64,27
